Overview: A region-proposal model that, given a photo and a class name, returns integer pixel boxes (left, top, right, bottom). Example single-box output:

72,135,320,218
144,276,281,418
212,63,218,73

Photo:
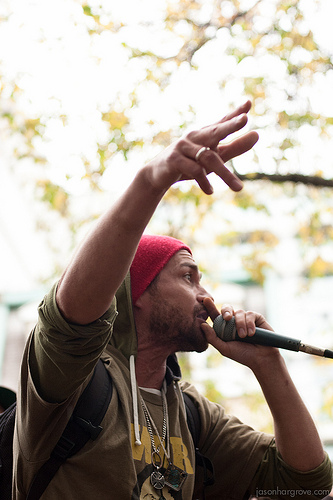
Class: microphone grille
223,316,236,341
213,315,224,338
213,315,236,341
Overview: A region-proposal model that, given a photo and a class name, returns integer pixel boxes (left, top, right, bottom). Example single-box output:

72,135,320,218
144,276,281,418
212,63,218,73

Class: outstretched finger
195,146,243,194
181,142,243,192
218,131,259,163
194,113,249,150
193,166,214,195
219,100,252,123
195,149,243,191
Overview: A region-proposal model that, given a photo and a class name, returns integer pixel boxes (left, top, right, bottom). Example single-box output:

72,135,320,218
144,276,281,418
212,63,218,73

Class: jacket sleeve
29,281,118,403
248,440,333,499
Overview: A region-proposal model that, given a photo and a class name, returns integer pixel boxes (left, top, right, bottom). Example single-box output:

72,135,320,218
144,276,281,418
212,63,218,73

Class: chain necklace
140,383,169,491
140,383,188,494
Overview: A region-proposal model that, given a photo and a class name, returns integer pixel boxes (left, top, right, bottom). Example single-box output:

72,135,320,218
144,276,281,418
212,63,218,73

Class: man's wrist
251,348,286,381
137,163,170,199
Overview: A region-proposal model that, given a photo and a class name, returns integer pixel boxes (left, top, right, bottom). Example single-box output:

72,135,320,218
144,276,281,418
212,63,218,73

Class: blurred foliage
36,180,69,216
1,1,332,300
298,212,333,246
306,256,333,279
76,0,333,284
1,1,332,252
0,80,47,164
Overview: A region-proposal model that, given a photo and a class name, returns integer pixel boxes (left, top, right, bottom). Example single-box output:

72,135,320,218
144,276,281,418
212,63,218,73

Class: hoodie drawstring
130,354,142,446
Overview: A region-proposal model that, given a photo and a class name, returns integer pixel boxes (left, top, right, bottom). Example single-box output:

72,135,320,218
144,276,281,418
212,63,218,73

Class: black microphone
213,315,333,359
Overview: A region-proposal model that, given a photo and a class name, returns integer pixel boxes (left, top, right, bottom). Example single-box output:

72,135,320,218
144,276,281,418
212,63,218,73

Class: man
13,101,332,499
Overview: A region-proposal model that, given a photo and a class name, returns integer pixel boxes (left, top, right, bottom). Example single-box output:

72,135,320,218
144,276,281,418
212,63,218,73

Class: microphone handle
213,315,301,352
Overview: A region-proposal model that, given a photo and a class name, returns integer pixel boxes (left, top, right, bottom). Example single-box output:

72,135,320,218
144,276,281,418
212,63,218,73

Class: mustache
193,304,209,321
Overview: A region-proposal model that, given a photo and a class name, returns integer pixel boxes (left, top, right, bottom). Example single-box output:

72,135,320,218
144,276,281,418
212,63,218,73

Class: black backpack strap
182,391,215,495
0,403,17,500
183,392,200,448
27,359,112,500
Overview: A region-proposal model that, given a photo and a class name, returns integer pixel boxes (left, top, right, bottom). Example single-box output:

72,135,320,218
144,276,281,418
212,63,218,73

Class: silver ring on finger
195,146,211,163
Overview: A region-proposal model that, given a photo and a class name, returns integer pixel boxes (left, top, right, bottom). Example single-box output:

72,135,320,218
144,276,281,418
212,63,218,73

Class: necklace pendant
151,470,165,490
164,463,188,491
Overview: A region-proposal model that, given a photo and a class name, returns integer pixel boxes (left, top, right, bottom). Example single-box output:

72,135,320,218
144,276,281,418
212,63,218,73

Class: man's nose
197,286,213,304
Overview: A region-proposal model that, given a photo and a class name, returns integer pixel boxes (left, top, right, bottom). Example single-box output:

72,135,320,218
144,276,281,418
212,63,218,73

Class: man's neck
135,348,168,390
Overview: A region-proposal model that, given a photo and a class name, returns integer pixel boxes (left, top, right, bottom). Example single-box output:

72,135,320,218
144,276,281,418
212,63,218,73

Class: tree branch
236,172,333,188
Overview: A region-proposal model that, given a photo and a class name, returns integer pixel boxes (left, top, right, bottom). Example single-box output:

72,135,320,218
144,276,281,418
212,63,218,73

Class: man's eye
184,273,192,281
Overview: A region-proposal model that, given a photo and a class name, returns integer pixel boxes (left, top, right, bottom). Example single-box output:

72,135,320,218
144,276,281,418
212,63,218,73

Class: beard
147,296,208,354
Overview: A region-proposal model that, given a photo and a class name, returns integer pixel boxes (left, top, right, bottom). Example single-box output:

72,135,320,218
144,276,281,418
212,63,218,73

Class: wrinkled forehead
161,249,198,272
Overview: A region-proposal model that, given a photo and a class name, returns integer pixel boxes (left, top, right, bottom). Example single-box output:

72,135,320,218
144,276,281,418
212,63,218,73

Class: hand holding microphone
213,312,333,359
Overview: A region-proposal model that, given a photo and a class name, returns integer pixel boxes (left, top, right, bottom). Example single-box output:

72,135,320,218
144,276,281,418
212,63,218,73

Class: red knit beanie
130,235,192,304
